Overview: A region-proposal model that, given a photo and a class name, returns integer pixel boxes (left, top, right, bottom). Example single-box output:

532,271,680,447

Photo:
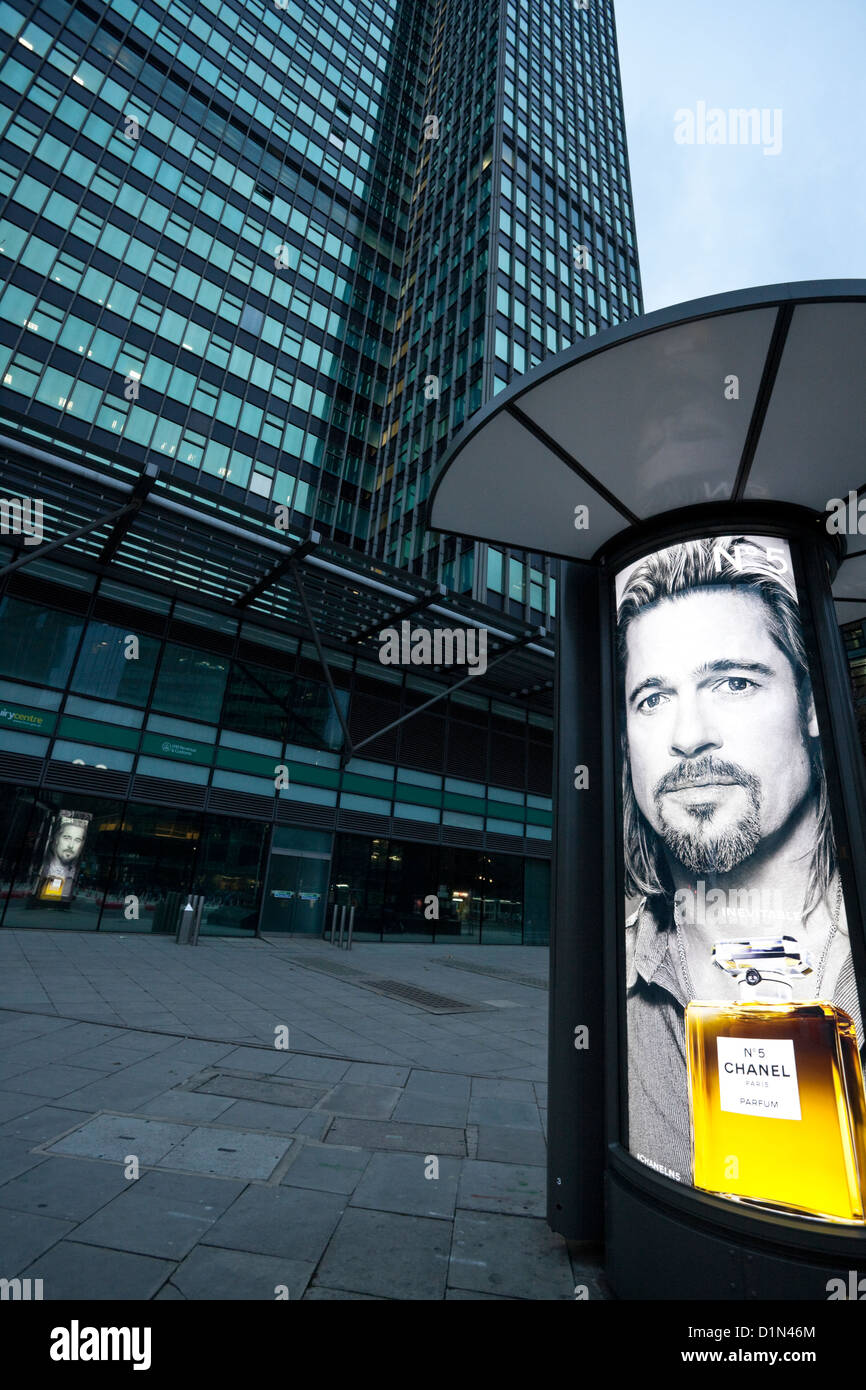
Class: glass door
260,850,328,934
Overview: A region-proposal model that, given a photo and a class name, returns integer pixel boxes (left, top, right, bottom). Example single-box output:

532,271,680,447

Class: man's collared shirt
625,895,864,1185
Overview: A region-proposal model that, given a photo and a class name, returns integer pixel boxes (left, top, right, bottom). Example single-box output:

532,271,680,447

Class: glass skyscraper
0,0,642,943
372,0,642,623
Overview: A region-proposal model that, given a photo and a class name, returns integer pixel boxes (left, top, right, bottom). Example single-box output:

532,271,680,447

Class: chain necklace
814,875,843,995
674,902,696,999
673,875,843,1000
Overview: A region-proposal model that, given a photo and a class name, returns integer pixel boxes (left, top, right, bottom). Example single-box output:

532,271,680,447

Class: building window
71,622,160,706
152,643,228,724
0,599,84,688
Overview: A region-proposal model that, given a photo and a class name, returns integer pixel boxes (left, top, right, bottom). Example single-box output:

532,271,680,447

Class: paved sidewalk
0,930,609,1300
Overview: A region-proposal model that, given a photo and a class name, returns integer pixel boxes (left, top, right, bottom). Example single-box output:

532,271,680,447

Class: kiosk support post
547,560,606,1243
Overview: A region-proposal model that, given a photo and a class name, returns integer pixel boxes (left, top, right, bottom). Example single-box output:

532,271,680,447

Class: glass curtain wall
0,786,267,934
329,832,548,943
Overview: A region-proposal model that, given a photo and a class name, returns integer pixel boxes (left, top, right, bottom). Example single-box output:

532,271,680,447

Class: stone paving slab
200,1184,345,1263
138,1091,236,1124
471,1077,538,1102
169,1246,313,1300
0,1136,48,1185
318,1081,402,1119
405,1070,472,1100
448,1211,575,1299
213,1099,309,1135
0,1205,74,1274
276,1055,350,1082
195,1072,327,1108
57,1042,156,1072
457,1160,546,1217
21,1240,175,1300
468,1097,542,1130
281,1143,371,1195
1,1063,111,1097
391,1091,469,1126
445,1287,519,1300
217,1048,291,1075
69,1170,245,1260
325,1116,467,1156
342,1063,410,1087
0,1105,101,1144
303,1286,386,1300
349,1151,461,1220
314,1208,451,1300
55,1074,183,1113
0,1155,129,1222
475,1124,547,1166
295,1112,330,1139
0,1089,52,1124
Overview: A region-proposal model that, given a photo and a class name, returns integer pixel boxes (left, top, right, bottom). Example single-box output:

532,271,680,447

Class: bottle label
716,1037,801,1120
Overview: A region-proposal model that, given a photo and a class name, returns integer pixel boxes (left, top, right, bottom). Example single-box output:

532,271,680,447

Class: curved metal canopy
428,280,866,625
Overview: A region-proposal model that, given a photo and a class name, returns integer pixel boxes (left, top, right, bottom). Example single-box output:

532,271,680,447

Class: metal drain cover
439,960,548,990
272,950,482,1013
360,979,482,1013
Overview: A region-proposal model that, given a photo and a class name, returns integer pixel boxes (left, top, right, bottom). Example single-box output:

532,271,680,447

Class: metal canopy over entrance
0,434,554,740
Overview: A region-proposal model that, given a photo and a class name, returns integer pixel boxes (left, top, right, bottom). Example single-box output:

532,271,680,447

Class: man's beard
652,756,762,875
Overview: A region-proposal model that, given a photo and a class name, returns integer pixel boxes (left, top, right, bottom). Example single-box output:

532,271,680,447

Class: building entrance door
260,847,329,934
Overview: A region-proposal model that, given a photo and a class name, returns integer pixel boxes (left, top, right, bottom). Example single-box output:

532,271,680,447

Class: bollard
326,904,339,943
346,905,355,951
191,894,204,945
176,894,204,945
337,904,346,948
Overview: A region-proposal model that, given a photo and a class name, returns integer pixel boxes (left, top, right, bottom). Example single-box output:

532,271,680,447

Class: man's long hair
617,537,834,921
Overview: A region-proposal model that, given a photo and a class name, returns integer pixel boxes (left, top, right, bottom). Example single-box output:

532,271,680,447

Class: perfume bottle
685,936,866,1224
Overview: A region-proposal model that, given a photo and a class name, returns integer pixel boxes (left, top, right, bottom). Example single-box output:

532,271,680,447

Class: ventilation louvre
130,774,206,808
337,808,391,835
207,787,274,821
277,800,336,829
391,816,441,843
441,825,483,847
484,831,527,854
0,751,43,785
44,762,130,798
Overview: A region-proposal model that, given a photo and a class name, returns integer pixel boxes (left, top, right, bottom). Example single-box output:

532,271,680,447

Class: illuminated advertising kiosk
428,283,866,1298
30,807,92,906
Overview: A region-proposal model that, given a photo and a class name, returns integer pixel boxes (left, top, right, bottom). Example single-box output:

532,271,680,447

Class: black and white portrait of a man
616,535,861,1184
37,811,91,901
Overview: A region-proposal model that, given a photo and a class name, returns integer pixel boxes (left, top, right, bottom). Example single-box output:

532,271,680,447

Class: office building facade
0,0,641,941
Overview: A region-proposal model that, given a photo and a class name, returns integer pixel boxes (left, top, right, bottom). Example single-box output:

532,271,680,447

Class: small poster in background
33,808,92,903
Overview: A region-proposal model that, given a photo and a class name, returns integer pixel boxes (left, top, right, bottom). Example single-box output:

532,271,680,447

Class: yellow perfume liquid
685,938,866,1224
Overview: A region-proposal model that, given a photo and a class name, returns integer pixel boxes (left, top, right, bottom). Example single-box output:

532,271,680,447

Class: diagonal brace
288,556,354,762
97,462,160,565
347,627,544,764
233,530,320,609
0,500,136,579
0,463,160,580
348,583,446,645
